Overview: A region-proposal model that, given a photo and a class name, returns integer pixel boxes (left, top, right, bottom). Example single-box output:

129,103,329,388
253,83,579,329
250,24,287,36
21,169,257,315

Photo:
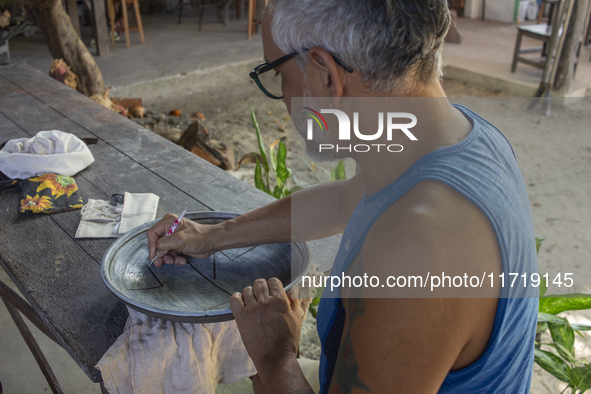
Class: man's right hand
147,213,214,267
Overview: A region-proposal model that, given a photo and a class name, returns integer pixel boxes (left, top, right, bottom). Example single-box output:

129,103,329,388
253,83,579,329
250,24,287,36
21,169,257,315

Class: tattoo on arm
329,298,372,394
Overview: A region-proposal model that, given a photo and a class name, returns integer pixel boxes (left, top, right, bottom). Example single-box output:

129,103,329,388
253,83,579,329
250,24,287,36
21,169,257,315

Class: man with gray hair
148,1,538,393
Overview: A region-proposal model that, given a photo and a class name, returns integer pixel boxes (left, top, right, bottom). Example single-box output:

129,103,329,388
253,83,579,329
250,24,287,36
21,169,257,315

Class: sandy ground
139,79,591,392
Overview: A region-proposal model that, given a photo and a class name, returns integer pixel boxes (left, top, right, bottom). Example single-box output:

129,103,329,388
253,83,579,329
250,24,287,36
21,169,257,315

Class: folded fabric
96,307,257,394
19,174,83,214
75,199,123,238
75,192,159,238
0,130,95,179
118,192,160,234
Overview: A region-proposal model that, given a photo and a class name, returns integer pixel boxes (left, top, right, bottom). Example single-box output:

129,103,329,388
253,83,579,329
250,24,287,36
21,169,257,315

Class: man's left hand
230,278,302,377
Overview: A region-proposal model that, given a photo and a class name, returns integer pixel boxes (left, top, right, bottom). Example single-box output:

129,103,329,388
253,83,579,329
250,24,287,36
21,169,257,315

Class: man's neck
352,82,472,197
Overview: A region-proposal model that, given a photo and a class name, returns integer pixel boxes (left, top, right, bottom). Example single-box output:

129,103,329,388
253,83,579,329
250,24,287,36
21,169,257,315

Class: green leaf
537,322,549,333
540,271,549,298
254,158,270,196
538,312,569,324
330,166,337,182
548,321,575,363
269,144,277,173
275,141,291,188
539,295,591,315
250,105,269,173
311,286,324,306
534,348,571,382
571,365,591,392
272,185,282,199
309,306,318,318
536,235,547,255
571,324,591,332
309,286,324,319
335,160,346,180
554,342,576,364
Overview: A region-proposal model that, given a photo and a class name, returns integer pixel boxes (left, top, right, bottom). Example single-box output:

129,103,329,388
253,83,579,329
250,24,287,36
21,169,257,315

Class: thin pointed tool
148,203,190,267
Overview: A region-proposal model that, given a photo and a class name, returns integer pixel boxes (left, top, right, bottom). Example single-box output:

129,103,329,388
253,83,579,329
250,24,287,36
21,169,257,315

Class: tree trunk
27,0,106,96
554,0,590,94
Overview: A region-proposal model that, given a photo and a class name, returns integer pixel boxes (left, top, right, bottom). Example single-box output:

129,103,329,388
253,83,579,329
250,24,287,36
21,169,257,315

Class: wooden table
0,63,338,393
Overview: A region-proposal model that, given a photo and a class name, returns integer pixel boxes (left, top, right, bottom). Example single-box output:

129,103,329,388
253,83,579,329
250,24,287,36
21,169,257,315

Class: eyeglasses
249,48,354,100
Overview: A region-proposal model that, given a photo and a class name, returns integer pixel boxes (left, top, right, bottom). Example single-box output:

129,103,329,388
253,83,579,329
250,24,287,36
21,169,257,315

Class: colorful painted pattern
20,174,83,214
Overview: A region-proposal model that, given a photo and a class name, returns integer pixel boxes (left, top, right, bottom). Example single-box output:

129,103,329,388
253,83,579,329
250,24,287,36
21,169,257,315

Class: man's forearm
209,180,348,251
210,195,293,251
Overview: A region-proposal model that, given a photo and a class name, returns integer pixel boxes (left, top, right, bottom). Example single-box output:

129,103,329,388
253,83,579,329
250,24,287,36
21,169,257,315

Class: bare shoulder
364,180,502,278
349,179,501,370
330,182,504,392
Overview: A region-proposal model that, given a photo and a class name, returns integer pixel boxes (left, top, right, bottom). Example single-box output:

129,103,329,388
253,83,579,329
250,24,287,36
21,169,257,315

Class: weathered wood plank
0,112,31,142
0,91,96,140
0,74,45,104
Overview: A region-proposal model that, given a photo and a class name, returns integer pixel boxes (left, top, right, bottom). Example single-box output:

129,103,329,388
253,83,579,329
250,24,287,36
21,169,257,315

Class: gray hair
268,0,451,93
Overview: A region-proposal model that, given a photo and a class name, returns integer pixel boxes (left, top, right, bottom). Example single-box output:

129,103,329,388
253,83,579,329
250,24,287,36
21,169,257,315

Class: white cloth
75,199,123,238
0,130,95,179
119,192,160,234
96,307,257,394
75,193,159,238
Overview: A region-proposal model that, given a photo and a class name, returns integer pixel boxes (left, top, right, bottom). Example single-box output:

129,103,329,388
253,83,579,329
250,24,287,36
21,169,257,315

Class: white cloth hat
0,130,95,179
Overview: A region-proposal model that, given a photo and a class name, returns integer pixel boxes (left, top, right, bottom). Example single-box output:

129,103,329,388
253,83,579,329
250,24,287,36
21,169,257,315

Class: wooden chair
0,20,30,65
511,0,564,73
178,0,232,31
108,0,145,48
585,3,591,61
247,0,268,39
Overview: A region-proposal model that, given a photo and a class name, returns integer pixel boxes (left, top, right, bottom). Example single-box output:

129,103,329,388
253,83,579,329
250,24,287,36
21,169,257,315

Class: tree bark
27,0,106,96
554,0,591,94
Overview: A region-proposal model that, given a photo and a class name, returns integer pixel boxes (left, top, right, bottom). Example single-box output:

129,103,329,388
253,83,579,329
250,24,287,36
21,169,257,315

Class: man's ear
307,46,347,101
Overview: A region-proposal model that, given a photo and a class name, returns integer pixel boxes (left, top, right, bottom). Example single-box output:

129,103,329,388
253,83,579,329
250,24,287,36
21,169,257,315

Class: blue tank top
316,104,539,393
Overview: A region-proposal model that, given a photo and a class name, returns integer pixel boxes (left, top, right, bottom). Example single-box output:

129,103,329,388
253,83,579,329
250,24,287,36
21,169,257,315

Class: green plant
299,155,346,184
309,285,324,318
239,105,292,199
534,235,591,393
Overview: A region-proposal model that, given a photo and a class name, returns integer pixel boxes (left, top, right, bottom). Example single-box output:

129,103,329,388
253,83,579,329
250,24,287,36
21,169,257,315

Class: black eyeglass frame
249,48,355,100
